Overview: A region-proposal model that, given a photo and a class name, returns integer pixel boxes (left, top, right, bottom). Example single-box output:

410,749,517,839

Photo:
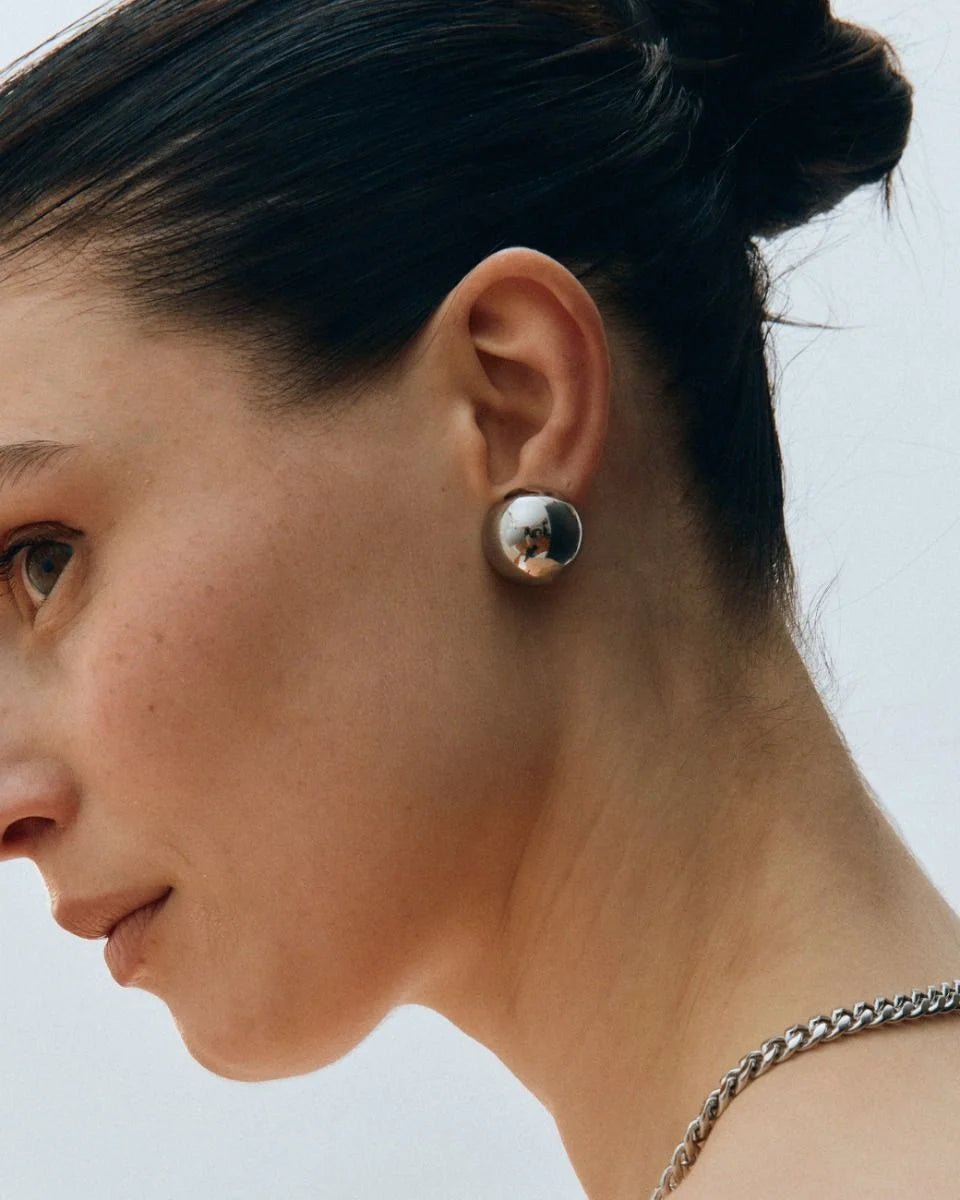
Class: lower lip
104,890,172,985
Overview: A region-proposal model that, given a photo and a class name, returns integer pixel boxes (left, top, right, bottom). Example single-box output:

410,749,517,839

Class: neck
421,624,960,1199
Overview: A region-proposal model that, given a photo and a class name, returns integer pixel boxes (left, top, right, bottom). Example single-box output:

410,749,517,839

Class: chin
184,1039,298,1083
166,992,385,1083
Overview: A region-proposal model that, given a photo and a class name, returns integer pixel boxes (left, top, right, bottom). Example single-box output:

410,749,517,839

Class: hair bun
641,0,914,237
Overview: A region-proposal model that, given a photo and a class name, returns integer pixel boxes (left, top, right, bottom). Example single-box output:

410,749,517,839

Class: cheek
77,578,269,800
59,536,488,1076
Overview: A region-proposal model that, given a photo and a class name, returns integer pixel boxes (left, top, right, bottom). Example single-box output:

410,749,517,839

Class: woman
0,0,957,1196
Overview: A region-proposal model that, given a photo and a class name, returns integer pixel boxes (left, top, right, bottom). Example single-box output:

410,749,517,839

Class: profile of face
0,247,613,1082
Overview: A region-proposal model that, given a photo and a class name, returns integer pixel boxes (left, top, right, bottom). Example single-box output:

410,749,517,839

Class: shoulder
670,1013,960,1199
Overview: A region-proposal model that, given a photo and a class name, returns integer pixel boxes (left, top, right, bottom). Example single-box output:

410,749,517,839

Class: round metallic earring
481,488,583,585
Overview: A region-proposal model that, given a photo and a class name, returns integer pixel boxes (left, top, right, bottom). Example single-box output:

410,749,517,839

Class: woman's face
0,263,532,1080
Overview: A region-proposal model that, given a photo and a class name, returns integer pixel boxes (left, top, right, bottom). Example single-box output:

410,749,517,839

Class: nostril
2,816,56,849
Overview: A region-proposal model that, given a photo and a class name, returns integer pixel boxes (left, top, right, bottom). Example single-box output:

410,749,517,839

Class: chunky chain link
649,978,960,1198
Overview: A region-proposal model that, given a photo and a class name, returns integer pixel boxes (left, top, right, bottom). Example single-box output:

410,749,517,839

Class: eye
22,541,74,603
0,526,79,609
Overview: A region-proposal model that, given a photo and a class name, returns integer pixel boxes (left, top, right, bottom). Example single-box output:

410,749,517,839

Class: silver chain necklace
649,978,960,1197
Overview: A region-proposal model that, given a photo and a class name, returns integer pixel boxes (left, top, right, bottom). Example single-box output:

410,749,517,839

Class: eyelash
0,524,79,599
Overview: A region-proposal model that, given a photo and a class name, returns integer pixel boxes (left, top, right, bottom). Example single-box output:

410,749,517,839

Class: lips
103,890,171,984
53,886,173,940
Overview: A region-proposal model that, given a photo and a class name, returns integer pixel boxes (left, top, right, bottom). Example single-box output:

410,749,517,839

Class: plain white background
0,2,957,1197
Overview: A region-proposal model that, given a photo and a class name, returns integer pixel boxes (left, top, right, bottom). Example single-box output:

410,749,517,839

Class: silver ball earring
481,488,583,585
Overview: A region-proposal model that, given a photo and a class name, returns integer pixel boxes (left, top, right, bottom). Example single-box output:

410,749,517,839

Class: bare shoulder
669,1014,960,1199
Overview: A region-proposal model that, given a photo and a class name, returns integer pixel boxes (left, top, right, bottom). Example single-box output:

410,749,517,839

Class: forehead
0,256,259,457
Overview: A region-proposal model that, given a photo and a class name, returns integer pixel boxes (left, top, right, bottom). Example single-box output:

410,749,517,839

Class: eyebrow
0,441,82,495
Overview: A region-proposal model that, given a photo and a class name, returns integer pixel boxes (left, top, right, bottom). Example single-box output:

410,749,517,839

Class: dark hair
0,0,913,640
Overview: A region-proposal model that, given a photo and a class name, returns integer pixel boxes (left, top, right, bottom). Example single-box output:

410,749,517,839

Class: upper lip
52,886,172,940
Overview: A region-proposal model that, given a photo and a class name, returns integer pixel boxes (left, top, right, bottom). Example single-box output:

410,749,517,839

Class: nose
0,760,79,861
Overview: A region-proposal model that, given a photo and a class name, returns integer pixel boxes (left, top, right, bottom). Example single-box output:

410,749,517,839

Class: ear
416,246,611,510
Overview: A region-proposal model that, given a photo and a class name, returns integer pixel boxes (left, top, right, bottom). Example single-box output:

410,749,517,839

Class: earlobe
481,488,584,586
453,247,611,510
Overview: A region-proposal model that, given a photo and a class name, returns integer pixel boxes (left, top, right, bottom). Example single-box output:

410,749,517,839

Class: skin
0,244,959,1198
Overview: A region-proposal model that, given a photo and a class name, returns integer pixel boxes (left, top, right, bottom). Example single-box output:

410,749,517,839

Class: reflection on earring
481,488,583,585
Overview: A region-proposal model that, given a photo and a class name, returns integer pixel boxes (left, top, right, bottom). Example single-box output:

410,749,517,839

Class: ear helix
481,488,583,585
